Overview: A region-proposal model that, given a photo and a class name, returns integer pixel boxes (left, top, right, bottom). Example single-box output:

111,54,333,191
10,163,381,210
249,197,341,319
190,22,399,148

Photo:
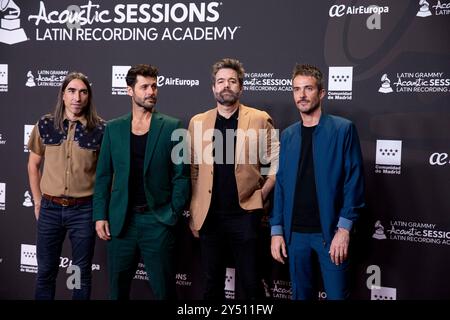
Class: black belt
131,204,150,213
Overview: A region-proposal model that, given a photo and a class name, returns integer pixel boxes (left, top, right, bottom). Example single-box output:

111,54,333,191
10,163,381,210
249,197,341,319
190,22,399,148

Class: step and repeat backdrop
0,0,449,300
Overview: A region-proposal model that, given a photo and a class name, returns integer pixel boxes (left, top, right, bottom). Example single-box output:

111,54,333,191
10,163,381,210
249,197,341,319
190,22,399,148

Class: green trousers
107,212,176,299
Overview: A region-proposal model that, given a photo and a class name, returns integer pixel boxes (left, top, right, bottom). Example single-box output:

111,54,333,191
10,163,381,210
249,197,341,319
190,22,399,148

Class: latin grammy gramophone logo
25,71,36,87
0,0,28,45
378,74,393,93
416,0,432,17
372,220,387,240
23,190,33,207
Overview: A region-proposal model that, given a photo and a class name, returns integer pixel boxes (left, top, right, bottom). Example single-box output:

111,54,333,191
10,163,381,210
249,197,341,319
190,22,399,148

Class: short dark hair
211,58,245,87
53,72,101,132
292,64,324,91
126,64,159,87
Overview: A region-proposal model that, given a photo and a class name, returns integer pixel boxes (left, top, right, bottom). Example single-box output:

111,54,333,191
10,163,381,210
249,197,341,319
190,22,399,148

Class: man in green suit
93,64,190,299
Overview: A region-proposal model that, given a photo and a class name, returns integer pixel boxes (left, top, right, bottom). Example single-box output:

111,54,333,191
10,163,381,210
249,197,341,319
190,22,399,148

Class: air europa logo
329,4,389,17
157,75,199,87
429,152,449,165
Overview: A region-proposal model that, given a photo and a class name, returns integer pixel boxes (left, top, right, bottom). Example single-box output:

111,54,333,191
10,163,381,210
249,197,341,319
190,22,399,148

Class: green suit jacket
93,111,190,236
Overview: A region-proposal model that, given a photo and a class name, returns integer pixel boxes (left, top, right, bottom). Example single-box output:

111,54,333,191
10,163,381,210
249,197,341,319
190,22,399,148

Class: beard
135,96,157,111
214,89,240,106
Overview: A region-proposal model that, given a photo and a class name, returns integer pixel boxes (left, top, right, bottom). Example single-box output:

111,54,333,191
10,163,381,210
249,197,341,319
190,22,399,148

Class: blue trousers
288,232,349,300
35,197,95,300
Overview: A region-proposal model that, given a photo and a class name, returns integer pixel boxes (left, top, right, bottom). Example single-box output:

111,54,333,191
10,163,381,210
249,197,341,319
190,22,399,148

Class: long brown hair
53,72,101,132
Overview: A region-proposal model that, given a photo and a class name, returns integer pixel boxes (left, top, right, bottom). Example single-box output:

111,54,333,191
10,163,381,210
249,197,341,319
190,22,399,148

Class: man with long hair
27,72,105,300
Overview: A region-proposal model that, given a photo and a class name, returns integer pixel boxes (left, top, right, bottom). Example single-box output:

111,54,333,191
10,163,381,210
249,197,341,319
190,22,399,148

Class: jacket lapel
235,105,250,167
287,122,301,188
202,109,217,165
121,113,132,174
144,112,164,175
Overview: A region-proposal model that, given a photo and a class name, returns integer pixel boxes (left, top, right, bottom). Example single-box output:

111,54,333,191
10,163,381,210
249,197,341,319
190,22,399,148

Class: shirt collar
63,114,87,126
217,107,239,121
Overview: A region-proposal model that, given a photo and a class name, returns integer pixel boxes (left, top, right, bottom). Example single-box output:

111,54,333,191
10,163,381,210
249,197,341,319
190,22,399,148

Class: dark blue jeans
35,197,95,300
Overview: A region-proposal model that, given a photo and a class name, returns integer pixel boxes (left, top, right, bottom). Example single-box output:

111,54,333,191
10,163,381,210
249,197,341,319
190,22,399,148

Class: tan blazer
188,104,279,232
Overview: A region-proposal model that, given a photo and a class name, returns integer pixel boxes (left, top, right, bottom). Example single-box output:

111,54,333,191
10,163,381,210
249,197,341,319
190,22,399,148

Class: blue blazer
270,113,365,245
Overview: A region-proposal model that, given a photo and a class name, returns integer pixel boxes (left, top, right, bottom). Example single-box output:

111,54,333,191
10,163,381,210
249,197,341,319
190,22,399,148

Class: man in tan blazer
188,58,279,299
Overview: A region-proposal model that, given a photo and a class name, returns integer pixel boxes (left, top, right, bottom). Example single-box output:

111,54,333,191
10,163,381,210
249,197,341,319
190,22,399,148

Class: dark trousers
199,211,262,300
107,211,176,300
288,232,350,300
35,197,95,300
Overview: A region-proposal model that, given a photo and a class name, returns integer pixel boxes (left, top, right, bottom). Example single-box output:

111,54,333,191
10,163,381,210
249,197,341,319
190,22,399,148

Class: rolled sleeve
271,225,284,236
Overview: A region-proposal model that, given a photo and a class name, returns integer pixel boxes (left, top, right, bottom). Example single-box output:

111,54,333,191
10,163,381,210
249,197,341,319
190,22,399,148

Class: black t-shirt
129,131,148,208
210,109,245,215
292,124,322,233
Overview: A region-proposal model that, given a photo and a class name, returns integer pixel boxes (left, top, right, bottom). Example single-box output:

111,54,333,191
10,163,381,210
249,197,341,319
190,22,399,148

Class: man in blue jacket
270,64,365,300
